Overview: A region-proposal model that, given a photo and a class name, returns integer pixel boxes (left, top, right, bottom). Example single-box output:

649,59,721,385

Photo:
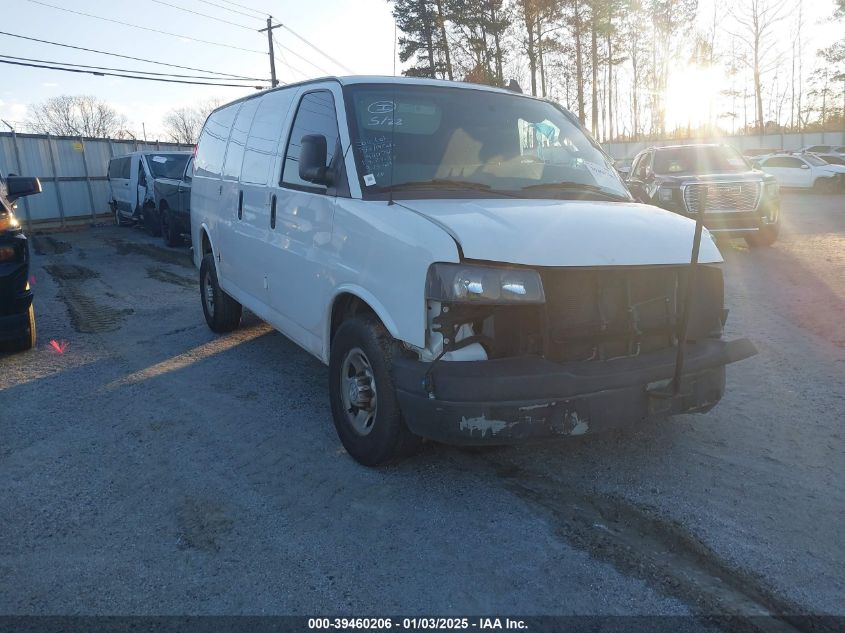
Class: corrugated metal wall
603,131,845,159
0,132,187,226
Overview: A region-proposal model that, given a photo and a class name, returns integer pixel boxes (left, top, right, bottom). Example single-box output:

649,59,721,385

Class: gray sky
1,0,398,139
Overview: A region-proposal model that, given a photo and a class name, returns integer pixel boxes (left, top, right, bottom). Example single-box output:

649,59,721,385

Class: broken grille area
437,265,724,364
541,267,681,362
683,182,760,213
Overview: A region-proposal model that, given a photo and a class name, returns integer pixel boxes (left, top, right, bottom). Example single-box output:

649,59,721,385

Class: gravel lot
1,192,843,622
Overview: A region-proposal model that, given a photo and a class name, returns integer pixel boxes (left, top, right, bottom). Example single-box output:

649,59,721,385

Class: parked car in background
808,153,845,166
151,156,193,246
191,76,756,466
107,151,191,234
756,153,845,193
742,148,781,160
626,144,781,247
0,171,42,352
801,145,845,155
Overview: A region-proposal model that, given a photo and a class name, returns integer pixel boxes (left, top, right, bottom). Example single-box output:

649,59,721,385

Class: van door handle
270,194,277,230
237,190,243,220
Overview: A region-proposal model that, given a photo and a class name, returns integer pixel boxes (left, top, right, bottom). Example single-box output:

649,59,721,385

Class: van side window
282,91,340,193
138,161,147,187
120,157,131,179
196,104,238,178
223,98,259,181
108,159,121,179
241,90,294,185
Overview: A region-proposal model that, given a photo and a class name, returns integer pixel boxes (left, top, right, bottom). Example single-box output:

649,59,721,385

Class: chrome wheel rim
340,347,377,436
203,269,215,314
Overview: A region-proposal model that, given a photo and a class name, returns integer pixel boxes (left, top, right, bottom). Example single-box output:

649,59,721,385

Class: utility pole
259,16,283,88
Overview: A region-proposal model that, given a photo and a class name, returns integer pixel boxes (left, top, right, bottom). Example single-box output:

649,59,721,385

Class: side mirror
299,134,333,186
627,182,649,203
800,164,810,170
6,176,42,202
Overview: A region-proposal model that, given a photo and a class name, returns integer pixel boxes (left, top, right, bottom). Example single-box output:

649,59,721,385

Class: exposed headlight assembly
426,263,545,304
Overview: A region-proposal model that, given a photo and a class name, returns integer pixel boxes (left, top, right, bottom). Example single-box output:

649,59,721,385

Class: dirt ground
1,192,843,624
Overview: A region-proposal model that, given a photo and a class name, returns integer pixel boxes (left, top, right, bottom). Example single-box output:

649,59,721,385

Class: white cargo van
107,151,191,232
191,76,756,466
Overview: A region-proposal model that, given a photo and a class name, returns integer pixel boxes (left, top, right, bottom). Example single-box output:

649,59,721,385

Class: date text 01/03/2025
307,617,528,630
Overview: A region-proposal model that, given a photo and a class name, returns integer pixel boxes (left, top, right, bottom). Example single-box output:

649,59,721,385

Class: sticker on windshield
363,174,376,186
584,161,621,189
151,156,167,163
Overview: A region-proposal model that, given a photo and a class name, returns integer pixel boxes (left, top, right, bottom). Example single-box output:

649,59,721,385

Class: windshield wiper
380,179,518,197
519,182,630,201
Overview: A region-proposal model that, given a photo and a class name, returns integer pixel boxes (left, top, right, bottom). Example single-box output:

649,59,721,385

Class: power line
193,0,265,20
26,0,265,54
214,0,270,17
274,53,309,81
278,24,355,74
273,35,333,77
0,53,268,81
0,30,263,80
0,58,266,88
149,0,257,31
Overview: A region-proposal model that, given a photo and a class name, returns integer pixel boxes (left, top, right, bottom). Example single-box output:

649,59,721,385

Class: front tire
161,210,180,247
814,177,836,194
143,203,162,236
199,253,242,333
3,304,36,353
329,316,422,466
746,219,780,248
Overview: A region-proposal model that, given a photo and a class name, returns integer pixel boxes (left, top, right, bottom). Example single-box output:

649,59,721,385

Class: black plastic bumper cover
393,338,757,445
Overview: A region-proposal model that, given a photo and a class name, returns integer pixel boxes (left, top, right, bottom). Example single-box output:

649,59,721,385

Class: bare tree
27,95,127,138
728,0,791,134
162,98,223,144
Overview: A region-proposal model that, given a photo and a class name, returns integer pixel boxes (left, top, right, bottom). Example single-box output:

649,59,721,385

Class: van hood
396,198,723,267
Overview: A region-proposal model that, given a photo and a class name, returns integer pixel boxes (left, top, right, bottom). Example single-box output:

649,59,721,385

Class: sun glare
664,64,728,132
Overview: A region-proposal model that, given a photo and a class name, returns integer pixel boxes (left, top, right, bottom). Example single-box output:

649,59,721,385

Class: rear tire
3,304,36,353
329,316,422,466
199,253,242,333
112,202,129,226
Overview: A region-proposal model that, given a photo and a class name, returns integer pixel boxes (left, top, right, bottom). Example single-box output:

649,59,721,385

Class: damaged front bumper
392,338,757,445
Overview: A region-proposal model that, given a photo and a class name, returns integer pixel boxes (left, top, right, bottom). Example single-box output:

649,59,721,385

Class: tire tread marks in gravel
31,236,72,255
105,237,192,269
491,460,833,633
43,263,132,333
146,267,196,288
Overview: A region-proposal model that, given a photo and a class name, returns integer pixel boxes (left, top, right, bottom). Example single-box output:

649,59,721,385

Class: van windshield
344,84,630,200
146,154,190,179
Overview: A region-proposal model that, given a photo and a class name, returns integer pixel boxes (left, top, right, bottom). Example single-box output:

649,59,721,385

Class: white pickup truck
191,76,756,466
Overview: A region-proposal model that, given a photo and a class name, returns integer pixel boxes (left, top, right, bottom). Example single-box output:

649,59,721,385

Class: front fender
323,285,401,362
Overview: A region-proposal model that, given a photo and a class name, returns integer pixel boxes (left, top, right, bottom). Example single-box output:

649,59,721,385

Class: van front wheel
199,253,242,333
329,316,422,466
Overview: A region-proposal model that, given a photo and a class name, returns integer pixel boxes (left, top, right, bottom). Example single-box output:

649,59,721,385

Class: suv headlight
426,263,545,304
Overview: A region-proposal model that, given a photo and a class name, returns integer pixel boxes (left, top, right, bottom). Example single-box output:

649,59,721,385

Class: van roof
209,75,536,116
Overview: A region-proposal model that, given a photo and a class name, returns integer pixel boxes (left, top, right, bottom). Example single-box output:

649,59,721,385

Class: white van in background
107,151,191,232
191,76,756,466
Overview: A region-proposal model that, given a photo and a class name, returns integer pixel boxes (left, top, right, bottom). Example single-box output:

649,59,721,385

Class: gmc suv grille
683,182,760,213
